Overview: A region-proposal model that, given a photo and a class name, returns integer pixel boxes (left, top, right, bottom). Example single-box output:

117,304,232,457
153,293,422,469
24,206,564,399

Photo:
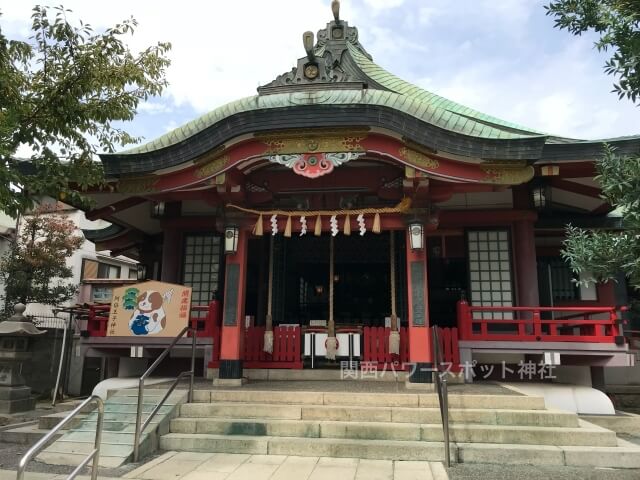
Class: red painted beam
550,178,602,199
86,196,147,220
536,162,596,179
439,209,537,226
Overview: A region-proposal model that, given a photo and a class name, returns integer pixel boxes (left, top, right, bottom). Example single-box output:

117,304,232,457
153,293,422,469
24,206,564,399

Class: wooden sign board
107,281,192,337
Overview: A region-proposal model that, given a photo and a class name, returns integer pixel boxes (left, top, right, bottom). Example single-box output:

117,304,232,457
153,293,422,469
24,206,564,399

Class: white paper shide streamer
299,216,307,236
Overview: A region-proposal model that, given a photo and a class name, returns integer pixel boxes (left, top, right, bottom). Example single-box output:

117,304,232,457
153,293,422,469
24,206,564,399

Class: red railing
457,300,626,344
433,327,462,372
243,326,303,369
84,301,219,339
362,327,409,370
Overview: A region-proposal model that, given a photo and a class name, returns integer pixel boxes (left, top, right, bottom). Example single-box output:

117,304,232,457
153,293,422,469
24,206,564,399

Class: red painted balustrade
457,299,627,344
84,301,219,339
243,326,303,369
361,327,409,370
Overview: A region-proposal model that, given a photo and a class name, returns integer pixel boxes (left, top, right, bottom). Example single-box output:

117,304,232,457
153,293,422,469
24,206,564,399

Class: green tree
0,206,83,313
546,0,640,102
546,3,640,298
562,146,640,289
0,5,171,217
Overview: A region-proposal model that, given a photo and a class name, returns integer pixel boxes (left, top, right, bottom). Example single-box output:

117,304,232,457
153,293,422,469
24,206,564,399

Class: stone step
0,424,63,444
71,419,162,433
36,451,129,469
90,404,175,415
160,433,452,461
170,417,616,446
59,429,153,445
457,440,640,469
303,405,578,427
179,402,569,426
38,411,88,430
159,433,640,468
201,390,545,410
40,439,134,458
102,394,185,406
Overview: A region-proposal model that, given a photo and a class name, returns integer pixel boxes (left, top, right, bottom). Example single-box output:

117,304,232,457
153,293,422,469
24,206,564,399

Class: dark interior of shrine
244,232,468,329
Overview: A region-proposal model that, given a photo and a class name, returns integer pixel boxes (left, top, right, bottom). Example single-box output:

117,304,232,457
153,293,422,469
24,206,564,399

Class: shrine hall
81,2,637,386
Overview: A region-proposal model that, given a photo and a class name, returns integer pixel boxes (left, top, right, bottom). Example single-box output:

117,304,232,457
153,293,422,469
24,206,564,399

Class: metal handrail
133,326,196,462
17,395,104,480
431,326,451,468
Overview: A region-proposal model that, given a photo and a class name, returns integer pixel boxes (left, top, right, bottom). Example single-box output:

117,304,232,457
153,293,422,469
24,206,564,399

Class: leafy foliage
546,0,640,103
0,5,171,217
562,146,640,289
0,206,83,312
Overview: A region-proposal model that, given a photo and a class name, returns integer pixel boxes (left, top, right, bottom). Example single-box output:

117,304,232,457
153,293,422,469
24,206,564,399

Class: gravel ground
0,441,162,477
448,464,640,480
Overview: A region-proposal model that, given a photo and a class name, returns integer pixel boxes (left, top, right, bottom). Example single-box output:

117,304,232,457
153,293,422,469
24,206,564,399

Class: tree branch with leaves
0,5,171,217
546,0,640,103
0,206,84,313
562,146,640,289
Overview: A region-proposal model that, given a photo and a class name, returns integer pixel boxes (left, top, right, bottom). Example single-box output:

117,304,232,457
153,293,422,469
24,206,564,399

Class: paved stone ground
120,452,448,480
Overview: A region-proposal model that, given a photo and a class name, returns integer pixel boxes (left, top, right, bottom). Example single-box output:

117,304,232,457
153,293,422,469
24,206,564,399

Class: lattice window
467,230,514,320
182,234,222,317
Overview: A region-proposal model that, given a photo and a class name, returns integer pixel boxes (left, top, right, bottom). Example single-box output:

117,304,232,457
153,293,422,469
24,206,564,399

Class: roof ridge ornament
257,0,373,95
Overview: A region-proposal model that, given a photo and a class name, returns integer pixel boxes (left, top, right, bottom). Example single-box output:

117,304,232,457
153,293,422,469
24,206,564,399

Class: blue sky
2,0,639,153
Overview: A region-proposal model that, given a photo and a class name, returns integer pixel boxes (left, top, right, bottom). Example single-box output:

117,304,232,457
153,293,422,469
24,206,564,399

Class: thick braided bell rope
389,231,400,355
263,236,275,354
326,235,338,360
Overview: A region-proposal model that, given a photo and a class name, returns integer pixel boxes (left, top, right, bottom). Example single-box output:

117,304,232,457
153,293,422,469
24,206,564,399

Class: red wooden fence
85,301,219,339
362,327,409,370
434,327,462,372
457,300,626,344
243,326,303,369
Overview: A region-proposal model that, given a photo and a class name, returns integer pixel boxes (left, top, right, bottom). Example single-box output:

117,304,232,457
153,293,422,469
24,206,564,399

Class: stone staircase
160,387,640,468
36,389,186,468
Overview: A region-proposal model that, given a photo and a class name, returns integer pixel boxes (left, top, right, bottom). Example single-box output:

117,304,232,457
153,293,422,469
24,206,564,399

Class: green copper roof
346,42,545,137
120,87,547,156
114,13,636,159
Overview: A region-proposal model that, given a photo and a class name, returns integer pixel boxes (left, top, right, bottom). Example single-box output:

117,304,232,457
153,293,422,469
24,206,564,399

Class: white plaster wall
604,362,640,385
551,365,592,387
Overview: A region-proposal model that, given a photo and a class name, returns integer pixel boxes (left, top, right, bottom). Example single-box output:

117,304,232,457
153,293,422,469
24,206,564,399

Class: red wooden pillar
219,229,249,379
405,229,433,383
512,186,539,308
160,227,181,283
514,219,540,307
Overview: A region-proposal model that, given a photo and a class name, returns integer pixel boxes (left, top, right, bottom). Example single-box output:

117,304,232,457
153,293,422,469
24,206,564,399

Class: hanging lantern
224,226,239,254
408,221,424,250
150,201,166,218
532,182,552,210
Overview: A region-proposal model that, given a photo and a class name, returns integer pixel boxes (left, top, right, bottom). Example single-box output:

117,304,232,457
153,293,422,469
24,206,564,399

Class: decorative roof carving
258,6,374,95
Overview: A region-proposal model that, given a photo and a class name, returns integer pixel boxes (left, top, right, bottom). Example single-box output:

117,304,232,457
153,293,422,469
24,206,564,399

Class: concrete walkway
121,451,448,480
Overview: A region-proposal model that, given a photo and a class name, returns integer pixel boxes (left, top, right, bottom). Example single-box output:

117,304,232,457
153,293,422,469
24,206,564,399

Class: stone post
0,304,46,413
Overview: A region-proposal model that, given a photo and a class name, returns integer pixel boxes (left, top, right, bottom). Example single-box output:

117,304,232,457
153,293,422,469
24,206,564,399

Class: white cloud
363,0,405,11
2,0,637,143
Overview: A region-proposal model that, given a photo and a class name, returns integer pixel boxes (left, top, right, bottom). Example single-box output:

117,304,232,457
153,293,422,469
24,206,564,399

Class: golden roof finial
331,0,340,22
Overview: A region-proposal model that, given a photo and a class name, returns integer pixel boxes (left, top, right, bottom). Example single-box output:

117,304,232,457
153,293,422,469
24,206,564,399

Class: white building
0,198,137,317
